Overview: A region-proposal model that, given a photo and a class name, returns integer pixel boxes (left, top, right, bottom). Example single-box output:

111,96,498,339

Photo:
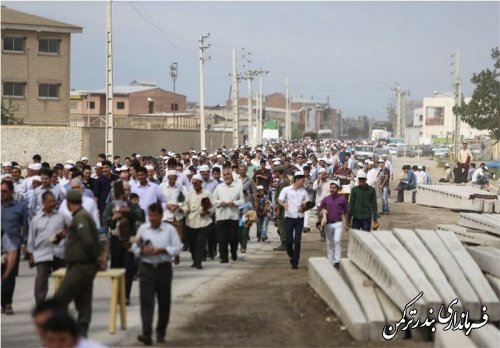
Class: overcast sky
5,1,499,119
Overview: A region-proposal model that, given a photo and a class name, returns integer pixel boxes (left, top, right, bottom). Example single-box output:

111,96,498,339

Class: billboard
425,106,444,126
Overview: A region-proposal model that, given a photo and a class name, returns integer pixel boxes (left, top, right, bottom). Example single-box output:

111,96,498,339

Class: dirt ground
166,157,460,348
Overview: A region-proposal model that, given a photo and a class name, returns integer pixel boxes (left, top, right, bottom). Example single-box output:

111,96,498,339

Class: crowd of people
2,138,433,346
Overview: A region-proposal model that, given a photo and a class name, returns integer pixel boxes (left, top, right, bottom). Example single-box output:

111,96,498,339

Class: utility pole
255,69,268,145
231,48,239,147
392,83,409,139
453,49,462,159
198,33,210,150
244,71,256,146
105,0,114,160
170,62,178,118
285,78,291,140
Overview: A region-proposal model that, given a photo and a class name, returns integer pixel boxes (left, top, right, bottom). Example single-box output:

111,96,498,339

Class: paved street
1,228,281,347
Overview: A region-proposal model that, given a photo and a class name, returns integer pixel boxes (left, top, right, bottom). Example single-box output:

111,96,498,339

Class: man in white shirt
159,170,185,265
366,161,378,187
131,203,182,345
59,178,100,229
131,167,167,223
213,168,244,263
278,171,310,269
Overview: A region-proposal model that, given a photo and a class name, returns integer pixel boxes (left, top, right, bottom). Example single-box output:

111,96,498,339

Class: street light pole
198,33,210,150
105,0,114,159
170,62,178,118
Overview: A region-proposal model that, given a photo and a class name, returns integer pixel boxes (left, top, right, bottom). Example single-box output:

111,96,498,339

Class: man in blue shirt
1,180,29,315
396,165,417,202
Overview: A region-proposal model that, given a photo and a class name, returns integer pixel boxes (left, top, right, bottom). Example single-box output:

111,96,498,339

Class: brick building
1,6,82,124
71,82,187,117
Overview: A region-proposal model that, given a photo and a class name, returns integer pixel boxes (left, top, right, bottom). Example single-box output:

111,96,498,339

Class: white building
420,94,488,144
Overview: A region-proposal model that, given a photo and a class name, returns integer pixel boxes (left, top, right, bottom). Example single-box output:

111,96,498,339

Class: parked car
396,145,418,158
355,144,376,162
432,147,449,157
387,143,405,156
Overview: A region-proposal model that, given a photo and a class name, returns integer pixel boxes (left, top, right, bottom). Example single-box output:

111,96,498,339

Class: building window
38,38,60,54
148,101,154,114
38,84,59,98
117,101,125,110
2,82,26,97
3,36,25,52
88,101,95,109
171,103,179,111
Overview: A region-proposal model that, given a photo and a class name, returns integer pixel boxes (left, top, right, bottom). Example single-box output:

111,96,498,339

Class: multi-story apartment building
1,6,82,124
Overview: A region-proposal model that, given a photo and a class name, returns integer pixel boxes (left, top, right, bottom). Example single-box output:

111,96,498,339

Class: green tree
1,99,23,125
453,47,500,142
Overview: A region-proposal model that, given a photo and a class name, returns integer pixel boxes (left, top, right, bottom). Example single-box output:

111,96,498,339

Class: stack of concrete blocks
415,185,499,212
308,228,500,344
458,213,500,236
436,224,500,246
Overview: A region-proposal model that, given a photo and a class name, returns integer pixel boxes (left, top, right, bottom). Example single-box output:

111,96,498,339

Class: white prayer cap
2,161,12,167
216,154,223,159
63,164,73,170
32,163,42,170
357,162,364,167
256,185,264,190
418,165,423,170
319,168,326,174
96,162,103,168
166,170,178,177
444,163,450,167
31,175,42,182
294,171,305,178
330,180,341,188
192,174,203,182
199,165,210,172
81,157,88,161
202,147,207,151
136,154,141,158
192,155,199,160
145,165,155,171
364,159,370,164
367,160,374,165
273,160,281,165
357,172,367,179
484,166,489,171
381,154,388,158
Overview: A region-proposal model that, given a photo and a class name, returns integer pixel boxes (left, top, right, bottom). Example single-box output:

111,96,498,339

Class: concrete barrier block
340,259,386,341
434,325,478,348
373,288,405,341
437,225,500,245
469,324,500,348
308,257,369,341
415,229,482,319
485,274,500,299
393,229,461,314
483,200,495,213
347,229,425,314
373,231,442,311
437,231,500,320
404,189,416,203
458,213,500,236
466,247,500,277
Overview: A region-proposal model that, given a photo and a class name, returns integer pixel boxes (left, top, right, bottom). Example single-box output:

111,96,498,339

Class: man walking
319,180,348,268
213,168,244,263
348,172,379,232
54,190,100,337
278,172,310,269
27,191,68,305
377,159,391,215
273,166,289,251
1,180,29,315
182,175,215,269
132,203,182,345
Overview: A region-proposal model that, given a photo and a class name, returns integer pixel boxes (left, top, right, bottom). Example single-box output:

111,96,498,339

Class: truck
318,129,333,140
262,128,279,143
371,128,390,142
